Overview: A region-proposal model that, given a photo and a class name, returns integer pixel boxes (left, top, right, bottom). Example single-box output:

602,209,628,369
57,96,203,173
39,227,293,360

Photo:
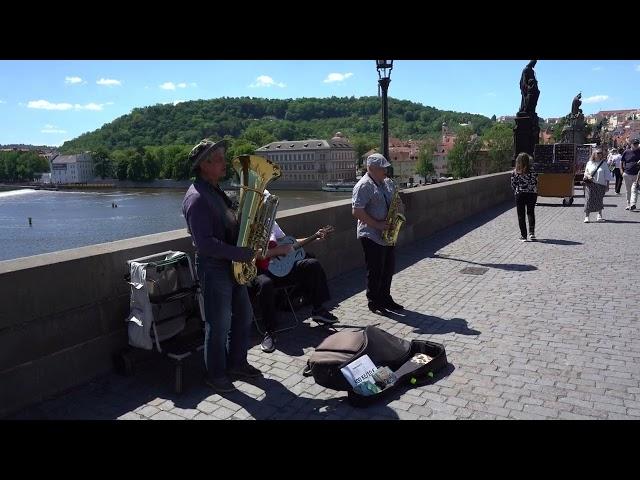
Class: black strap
211,184,235,209
367,173,391,209
589,159,606,177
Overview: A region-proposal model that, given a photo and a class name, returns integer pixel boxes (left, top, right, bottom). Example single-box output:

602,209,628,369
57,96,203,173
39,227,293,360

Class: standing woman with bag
583,149,612,223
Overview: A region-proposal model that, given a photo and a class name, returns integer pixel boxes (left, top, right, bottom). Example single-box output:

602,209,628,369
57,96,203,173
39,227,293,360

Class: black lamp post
377,60,393,177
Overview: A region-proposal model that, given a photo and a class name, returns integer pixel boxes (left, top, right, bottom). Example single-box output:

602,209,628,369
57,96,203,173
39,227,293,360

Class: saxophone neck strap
367,173,391,209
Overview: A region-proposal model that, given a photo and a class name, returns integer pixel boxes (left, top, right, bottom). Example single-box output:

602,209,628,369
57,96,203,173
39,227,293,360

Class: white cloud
190,82,197,87
583,95,609,104
592,66,602,71
485,92,497,97
323,72,354,83
249,75,286,88
41,124,67,134
65,76,84,84
0,99,5,104
96,78,122,86
160,81,192,90
27,100,111,111
77,103,106,111
636,65,640,72
28,100,74,110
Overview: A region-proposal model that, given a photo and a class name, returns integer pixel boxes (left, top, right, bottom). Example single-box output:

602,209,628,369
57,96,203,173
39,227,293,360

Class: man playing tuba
182,139,262,394
352,153,405,314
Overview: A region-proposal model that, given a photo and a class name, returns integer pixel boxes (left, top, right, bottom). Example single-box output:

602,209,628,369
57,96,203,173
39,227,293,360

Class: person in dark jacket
182,139,262,393
511,152,538,241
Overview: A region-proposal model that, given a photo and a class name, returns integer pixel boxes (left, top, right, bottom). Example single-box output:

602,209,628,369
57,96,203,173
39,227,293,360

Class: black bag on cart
302,326,412,391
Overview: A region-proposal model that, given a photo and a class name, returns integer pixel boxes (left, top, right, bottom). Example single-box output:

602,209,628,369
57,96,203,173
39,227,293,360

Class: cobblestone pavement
10,186,640,420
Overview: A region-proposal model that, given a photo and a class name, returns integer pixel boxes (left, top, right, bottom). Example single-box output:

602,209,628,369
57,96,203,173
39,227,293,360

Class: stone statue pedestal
561,114,587,145
513,112,540,164
561,126,586,145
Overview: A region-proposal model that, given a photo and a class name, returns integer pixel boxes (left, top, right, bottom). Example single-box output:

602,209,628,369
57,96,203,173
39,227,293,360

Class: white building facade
255,132,356,190
50,153,94,184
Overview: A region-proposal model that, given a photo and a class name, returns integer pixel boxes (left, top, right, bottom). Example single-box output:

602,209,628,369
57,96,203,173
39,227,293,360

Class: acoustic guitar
266,225,335,277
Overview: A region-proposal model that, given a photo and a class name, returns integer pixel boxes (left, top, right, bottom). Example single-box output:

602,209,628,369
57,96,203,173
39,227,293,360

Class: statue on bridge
571,92,582,116
561,92,587,144
519,60,537,114
522,78,540,114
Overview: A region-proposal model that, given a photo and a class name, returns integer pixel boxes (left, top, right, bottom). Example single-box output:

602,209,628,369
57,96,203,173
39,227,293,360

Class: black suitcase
347,339,448,408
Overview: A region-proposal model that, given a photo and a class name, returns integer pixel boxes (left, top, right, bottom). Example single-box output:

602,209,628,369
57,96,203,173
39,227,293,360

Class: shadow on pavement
170,376,402,420
432,253,537,272
599,219,640,224
379,308,481,336
536,239,582,245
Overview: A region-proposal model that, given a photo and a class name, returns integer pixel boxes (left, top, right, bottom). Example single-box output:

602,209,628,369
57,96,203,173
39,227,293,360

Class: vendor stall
532,143,589,206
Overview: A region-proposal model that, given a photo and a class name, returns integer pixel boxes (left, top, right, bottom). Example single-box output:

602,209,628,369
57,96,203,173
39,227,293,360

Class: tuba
232,155,281,285
381,187,406,246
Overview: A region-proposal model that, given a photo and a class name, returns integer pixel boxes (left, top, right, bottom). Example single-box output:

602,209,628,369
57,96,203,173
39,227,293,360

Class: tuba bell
231,155,281,285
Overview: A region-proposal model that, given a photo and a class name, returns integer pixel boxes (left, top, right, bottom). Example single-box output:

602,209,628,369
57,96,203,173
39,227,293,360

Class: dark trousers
250,256,330,333
613,168,623,194
196,256,252,380
360,237,395,306
515,192,537,238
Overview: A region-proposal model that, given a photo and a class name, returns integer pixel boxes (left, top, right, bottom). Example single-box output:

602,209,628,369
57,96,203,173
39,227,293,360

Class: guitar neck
295,234,320,249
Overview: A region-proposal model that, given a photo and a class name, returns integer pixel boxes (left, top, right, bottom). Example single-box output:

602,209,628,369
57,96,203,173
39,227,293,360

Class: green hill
59,96,493,154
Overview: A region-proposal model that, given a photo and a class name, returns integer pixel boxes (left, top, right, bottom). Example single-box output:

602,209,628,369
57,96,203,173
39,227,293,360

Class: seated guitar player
249,199,338,353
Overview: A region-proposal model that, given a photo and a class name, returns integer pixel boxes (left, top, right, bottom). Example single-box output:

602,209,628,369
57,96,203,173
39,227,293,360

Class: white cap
366,153,391,168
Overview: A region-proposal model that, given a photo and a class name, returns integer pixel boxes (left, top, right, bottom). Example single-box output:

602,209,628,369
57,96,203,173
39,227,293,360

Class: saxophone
231,155,281,285
381,188,406,246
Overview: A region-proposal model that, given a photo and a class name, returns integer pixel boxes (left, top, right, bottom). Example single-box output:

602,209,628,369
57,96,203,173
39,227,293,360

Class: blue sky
1,60,639,146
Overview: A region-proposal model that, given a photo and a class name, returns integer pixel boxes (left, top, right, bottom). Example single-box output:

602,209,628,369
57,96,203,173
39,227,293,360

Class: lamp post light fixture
376,59,393,177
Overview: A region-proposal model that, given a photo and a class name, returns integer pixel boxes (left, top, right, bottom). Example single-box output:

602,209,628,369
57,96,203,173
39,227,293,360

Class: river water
0,188,351,261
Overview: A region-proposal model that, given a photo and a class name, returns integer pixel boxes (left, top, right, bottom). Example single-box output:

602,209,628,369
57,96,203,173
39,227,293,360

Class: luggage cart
115,251,204,393
534,143,587,206
537,172,575,206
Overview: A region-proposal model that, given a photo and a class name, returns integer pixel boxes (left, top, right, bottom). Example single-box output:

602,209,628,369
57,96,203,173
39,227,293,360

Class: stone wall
0,172,512,416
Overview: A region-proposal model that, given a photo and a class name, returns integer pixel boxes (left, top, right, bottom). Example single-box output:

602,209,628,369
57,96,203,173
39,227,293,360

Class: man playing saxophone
182,139,262,394
352,153,405,314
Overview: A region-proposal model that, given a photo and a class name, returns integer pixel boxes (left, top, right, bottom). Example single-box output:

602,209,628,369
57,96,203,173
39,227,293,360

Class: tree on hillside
415,136,438,179
240,126,276,147
552,115,569,142
126,151,145,181
111,150,131,180
483,123,514,173
92,147,112,178
448,127,480,178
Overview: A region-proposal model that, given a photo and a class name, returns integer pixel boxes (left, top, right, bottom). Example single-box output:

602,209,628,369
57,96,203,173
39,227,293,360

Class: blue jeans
196,255,253,380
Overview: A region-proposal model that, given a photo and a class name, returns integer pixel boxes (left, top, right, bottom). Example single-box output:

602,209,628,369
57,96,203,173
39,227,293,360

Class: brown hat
189,139,227,170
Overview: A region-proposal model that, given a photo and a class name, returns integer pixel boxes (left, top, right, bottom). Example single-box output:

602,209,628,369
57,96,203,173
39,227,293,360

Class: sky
0,59,639,146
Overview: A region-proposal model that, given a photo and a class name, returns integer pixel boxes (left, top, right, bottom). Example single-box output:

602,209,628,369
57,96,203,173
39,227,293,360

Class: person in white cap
351,153,404,314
